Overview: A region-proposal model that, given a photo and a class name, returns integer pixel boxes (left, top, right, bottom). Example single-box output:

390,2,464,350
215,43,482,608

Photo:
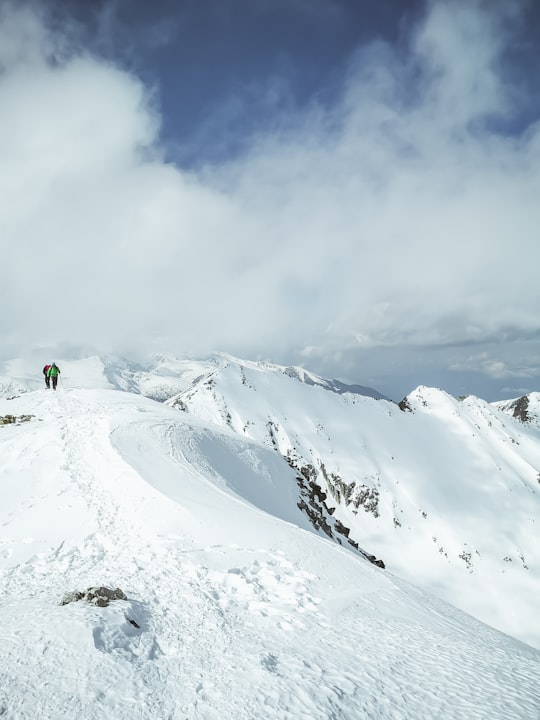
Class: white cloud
204,0,540,360
0,0,539,394
449,352,540,379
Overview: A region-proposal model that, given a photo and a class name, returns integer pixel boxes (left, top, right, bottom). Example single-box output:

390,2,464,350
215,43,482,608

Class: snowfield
1,382,539,720
169,358,540,650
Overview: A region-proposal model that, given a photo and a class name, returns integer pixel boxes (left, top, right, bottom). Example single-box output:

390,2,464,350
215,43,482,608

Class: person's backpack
43,364,51,375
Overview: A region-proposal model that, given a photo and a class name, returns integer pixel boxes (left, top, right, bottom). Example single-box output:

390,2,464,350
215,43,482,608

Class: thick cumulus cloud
1,1,539,396
208,0,540,390
0,4,257,353
216,1,540,351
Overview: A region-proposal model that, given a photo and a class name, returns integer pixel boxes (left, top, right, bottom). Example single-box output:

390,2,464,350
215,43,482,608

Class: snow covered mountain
0,353,390,403
0,354,539,719
166,357,540,649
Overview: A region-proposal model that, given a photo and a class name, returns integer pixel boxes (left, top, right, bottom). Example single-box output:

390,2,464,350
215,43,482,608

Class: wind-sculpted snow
171,363,540,649
1,388,539,719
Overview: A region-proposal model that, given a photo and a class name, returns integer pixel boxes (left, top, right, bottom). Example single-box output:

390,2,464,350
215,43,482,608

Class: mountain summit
0,354,538,719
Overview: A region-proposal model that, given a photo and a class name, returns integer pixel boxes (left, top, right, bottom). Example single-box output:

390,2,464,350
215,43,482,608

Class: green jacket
47,365,60,377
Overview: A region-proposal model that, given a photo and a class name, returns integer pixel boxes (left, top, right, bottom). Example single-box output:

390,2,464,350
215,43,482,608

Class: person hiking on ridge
43,364,51,389
47,362,61,390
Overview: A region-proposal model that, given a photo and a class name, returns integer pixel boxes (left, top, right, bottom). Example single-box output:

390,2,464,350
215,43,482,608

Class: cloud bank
1,0,539,397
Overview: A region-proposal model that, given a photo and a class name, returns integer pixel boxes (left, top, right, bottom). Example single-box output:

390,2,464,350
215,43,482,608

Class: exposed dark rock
61,586,128,607
459,551,473,572
353,485,380,517
512,396,530,423
398,397,413,412
334,520,350,538
285,451,385,569
266,419,282,450
0,414,34,425
320,463,354,505
297,498,333,537
320,463,380,517
365,554,385,569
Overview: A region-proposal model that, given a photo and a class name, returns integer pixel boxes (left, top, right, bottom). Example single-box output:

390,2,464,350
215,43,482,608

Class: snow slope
0,354,219,401
169,359,540,649
1,387,539,719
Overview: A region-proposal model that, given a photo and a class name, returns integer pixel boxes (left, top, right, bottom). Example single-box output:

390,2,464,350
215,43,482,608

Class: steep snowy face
280,363,391,400
170,364,540,648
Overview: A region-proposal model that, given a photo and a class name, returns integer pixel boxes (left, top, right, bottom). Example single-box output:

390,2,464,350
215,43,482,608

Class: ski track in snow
0,389,539,719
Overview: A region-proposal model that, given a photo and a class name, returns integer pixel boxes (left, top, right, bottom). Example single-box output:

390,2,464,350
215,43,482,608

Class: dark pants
45,375,50,388
51,375,58,390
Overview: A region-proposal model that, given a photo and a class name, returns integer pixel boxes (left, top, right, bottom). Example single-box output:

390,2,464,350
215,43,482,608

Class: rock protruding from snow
493,392,540,427
0,413,34,424
61,586,128,608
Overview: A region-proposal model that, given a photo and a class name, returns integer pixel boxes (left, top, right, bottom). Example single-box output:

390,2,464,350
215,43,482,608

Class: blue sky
52,0,426,165
1,0,540,401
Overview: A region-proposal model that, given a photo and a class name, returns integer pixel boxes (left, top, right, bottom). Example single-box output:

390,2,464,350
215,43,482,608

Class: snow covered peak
0,356,539,717
2,352,540,649
197,352,393,401
493,392,540,426
167,364,540,649
398,385,461,412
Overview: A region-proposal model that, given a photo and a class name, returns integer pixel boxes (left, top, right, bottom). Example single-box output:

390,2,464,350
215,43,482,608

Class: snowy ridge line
0,387,539,718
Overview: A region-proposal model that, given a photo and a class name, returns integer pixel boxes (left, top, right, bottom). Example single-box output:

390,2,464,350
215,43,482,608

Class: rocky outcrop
285,452,385,569
511,396,530,423
60,586,127,607
398,397,413,412
0,414,34,425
